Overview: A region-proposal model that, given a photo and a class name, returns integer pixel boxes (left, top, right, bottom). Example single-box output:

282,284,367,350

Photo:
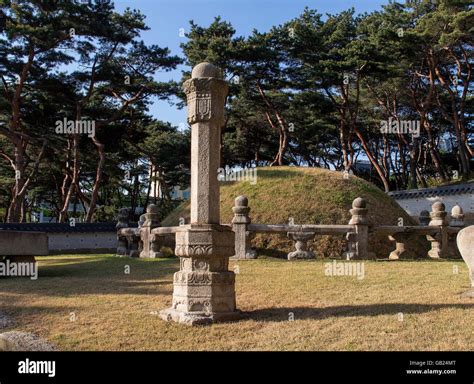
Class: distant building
353,160,372,174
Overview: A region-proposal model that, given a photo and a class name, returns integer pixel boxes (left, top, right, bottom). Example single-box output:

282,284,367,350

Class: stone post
231,196,257,259
446,204,465,258
159,63,239,325
140,204,162,258
116,208,130,256
287,231,315,260
457,225,474,297
427,201,448,259
346,197,373,260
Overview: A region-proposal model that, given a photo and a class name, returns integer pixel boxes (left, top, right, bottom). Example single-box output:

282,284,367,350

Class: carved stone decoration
457,225,474,298
287,232,315,260
159,63,240,325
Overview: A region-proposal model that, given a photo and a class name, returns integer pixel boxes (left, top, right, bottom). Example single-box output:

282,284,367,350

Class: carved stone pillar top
183,62,228,126
116,208,129,230
143,204,160,228
450,204,465,227
348,197,369,225
232,195,251,225
429,201,447,226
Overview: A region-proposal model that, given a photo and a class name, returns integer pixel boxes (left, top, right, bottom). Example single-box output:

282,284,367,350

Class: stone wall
0,231,48,256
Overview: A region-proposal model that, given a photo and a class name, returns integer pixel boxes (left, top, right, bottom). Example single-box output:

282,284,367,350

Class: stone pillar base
159,308,241,326
288,250,315,260
160,224,240,326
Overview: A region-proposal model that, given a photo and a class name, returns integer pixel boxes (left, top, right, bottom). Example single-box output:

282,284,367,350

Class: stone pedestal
388,233,414,260
287,232,315,260
159,224,239,325
159,62,240,325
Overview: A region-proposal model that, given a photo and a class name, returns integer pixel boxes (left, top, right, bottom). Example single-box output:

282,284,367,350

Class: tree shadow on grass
246,303,474,322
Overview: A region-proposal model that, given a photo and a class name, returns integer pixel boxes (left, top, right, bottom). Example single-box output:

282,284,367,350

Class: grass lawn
0,254,473,351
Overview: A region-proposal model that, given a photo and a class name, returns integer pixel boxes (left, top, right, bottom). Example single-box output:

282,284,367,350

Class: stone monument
159,63,239,325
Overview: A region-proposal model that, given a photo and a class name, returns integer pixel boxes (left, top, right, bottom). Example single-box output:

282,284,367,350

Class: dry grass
0,254,473,351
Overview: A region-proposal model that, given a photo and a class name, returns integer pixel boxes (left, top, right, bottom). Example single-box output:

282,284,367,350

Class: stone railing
229,195,467,261
116,198,467,262
116,205,180,258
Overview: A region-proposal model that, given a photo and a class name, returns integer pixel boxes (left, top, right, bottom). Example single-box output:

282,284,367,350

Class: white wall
394,195,473,223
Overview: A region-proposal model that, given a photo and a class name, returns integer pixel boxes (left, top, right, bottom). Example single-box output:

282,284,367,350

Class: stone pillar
140,204,162,258
231,196,257,260
116,208,129,256
159,63,239,325
457,225,474,297
346,197,373,260
427,201,448,259
287,232,315,260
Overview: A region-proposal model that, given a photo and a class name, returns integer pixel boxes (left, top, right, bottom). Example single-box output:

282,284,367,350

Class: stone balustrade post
140,204,162,258
159,63,239,325
427,201,448,259
231,196,257,259
446,204,465,258
116,208,130,256
346,197,373,260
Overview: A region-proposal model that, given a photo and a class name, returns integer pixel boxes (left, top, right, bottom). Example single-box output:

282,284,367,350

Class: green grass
1,254,473,351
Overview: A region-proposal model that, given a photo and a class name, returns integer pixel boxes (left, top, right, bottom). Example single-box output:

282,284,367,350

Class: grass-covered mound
162,167,429,259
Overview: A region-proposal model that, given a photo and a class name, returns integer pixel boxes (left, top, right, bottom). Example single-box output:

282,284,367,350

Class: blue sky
113,0,390,127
